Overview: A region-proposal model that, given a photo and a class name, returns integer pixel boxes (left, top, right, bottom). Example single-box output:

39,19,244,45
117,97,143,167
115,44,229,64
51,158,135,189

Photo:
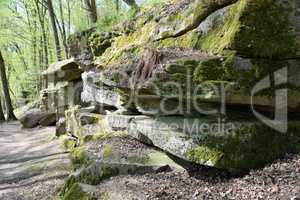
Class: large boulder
19,108,56,128
106,114,300,172
41,80,83,115
65,106,105,140
81,71,123,109
65,109,300,172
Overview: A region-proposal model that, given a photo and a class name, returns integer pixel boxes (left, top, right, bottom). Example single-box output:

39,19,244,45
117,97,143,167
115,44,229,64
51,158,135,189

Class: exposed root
131,48,163,88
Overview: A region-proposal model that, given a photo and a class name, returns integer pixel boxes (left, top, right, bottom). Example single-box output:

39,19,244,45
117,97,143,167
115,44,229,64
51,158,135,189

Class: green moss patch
199,0,297,59
193,58,225,82
93,131,128,141
188,146,224,166
89,32,112,57
102,145,114,160
156,31,200,49
71,146,91,169
62,183,97,200
187,122,300,172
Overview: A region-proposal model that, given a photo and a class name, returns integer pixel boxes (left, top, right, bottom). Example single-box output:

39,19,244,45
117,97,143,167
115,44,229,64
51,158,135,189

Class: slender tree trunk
115,0,120,12
122,0,138,10
35,0,49,68
13,43,28,70
84,0,97,23
38,34,44,92
46,0,62,61
58,0,69,58
42,19,49,68
39,36,43,68
32,13,38,69
67,0,71,36
0,97,5,122
0,51,17,121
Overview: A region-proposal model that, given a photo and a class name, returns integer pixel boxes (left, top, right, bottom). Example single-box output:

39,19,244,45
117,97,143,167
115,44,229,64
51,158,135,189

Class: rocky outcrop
41,58,83,113
62,0,300,175
77,113,300,172
38,58,84,131
81,72,123,109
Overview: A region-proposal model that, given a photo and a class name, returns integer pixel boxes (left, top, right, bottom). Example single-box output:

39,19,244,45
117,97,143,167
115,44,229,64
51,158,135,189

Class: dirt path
0,122,71,200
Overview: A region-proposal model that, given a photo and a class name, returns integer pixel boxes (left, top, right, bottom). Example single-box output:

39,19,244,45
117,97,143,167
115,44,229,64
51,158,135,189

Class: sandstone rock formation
58,0,300,172
20,58,83,129
41,2,300,192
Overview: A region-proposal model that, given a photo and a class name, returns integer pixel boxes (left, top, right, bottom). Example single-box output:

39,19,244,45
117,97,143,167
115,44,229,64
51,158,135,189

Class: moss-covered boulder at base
105,114,300,172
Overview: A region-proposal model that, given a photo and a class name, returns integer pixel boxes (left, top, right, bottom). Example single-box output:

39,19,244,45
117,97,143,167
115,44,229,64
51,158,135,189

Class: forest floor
0,122,300,200
99,154,300,200
0,122,71,200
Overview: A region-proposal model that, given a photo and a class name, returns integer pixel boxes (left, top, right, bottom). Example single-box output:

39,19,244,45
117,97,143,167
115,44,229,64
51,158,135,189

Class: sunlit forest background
0,0,163,107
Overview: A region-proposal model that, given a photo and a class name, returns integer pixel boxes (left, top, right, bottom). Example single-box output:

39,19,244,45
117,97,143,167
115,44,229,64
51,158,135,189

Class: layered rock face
41,58,83,114
20,58,83,129
62,0,300,174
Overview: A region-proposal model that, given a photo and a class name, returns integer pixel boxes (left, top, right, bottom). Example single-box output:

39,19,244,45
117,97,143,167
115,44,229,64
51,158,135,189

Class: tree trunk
32,13,38,69
0,97,5,122
122,0,138,10
35,0,49,68
84,0,98,23
46,0,62,61
67,0,71,36
59,0,69,58
115,0,120,12
38,34,44,92
42,20,49,68
0,51,17,121
13,43,28,70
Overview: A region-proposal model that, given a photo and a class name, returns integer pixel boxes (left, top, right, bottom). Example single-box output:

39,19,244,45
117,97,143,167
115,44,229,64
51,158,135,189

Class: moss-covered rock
124,115,300,172
153,0,238,41
65,106,107,142
89,33,112,57
199,0,298,59
187,122,300,172
66,0,300,172
62,183,97,200
155,30,200,49
68,0,300,105
68,28,96,70
193,58,225,82
71,0,300,74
